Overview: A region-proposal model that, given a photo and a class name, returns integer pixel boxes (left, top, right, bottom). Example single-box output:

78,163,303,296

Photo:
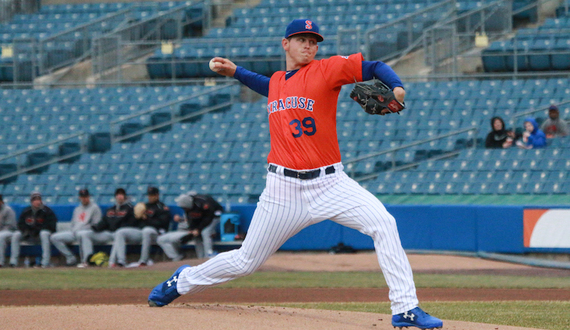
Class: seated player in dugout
149,19,443,330
157,192,223,261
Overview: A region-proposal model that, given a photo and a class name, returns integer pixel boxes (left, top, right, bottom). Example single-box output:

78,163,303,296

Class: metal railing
364,0,457,61
423,0,513,76
101,36,294,82
110,82,237,143
1,1,211,83
0,81,239,183
92,1,211,79
0,0,38,23
37,7,135,76
344,127,479,182
0,132,88,182
509,99,570,127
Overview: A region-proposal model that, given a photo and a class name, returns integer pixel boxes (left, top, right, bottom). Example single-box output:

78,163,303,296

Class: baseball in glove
134,202,147,220
350,80,405,115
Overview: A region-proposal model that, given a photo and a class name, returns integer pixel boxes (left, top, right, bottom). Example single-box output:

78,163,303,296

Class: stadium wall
9,203,570,254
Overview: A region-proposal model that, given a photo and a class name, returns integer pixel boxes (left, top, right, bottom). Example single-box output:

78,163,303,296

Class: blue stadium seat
482,41,508,72
528,37,554,70
552,37,570,70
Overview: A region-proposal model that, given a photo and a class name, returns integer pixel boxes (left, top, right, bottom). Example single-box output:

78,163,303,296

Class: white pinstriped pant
177,163,419,314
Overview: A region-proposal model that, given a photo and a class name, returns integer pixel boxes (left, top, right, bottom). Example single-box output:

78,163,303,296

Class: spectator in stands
0,195,17,268
78,188,133,268
113,187,171,267
10,192,57,268
485,116,515,148
157,192,223,260
540,105,569,138
50,189,102,267
516,117,547,149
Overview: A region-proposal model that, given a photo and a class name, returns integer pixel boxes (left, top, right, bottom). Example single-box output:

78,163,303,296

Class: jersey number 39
290,117,316,138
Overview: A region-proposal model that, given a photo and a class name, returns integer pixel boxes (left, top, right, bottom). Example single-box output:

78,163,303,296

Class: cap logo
305,20,313,30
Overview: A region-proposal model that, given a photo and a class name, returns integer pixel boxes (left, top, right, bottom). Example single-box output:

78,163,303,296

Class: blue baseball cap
284,19,324,42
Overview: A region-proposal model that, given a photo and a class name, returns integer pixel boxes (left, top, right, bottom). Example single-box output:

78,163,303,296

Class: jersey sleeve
319,53,364,89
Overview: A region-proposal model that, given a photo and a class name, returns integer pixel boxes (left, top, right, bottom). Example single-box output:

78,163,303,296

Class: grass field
272,301,570,330
1,269,568,329
1,269,570,290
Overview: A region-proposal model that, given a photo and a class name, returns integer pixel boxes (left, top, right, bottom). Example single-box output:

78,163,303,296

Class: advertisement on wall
524,209,570,248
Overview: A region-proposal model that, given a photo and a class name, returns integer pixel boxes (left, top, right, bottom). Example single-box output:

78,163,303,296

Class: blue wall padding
7,203,529,253
475,206,524,253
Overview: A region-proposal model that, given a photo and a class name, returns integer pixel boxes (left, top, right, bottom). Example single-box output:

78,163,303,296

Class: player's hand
210,57,237,77
191,229,200,237
173,214,182,222
393,87,405,103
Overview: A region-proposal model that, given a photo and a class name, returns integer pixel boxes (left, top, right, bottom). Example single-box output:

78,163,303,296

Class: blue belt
267,164,335,180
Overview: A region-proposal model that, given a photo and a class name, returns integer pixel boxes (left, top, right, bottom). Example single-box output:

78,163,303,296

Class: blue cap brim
286,31,324,42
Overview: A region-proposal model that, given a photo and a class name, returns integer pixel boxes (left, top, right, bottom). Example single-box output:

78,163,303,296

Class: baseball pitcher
149,19,442,330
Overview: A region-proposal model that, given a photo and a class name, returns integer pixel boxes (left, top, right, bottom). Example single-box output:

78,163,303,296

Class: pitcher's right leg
149,173,313,306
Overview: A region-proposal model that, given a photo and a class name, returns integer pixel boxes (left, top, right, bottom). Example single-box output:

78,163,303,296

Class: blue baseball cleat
148,265,190,307
392,307,443,329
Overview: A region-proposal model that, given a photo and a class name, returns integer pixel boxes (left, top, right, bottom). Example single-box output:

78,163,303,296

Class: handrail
0,149,86,183
366,0,455,36
112,100,233,143
510,99,570,124
354,150,461,182
428,0,506,29
345,126,478,165
106,2,201,37
344,126,478,180
0,82,239,183
364,0,456,61
40,7,133,43
0,132,87,163
92,0,210,76
110,83,235,125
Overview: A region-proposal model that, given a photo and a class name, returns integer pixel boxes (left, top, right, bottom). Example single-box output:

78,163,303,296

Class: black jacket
93,202,137,232
485,116,511,149
185,194,223,232
144,201,171,231
18,205,58,238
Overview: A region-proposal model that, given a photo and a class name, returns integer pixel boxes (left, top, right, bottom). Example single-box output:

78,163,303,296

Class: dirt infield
0,253,563,330
0,304,546,330
2,287,570,306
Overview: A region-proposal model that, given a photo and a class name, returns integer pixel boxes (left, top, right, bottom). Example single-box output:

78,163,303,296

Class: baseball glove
350,80,405,115
134,202,146,219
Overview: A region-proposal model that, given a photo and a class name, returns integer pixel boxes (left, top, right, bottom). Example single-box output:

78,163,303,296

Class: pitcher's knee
232,252,259,277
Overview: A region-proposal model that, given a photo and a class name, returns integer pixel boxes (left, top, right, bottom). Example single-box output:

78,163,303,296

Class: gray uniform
110,200,171,266
50,202,102,265
0,204,17,266
157,215,220,260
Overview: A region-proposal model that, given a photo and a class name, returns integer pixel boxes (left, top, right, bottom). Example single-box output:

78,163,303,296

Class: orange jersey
266,53,364,170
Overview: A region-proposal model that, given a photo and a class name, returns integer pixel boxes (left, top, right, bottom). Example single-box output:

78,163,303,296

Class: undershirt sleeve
233,66,270,97
362,61,404,90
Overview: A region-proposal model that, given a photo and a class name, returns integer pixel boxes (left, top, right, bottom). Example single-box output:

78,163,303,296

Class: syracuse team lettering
267,96,315,114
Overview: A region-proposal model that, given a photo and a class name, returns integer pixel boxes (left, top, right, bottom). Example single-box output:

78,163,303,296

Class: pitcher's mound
0,304,544,330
